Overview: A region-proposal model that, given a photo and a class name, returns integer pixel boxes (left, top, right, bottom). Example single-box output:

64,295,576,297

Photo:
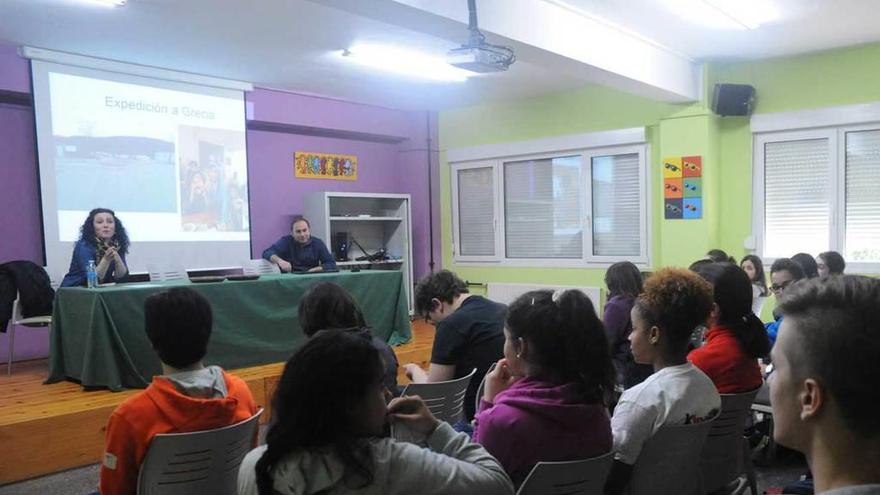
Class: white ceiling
0,0,879,110
558,0,880,61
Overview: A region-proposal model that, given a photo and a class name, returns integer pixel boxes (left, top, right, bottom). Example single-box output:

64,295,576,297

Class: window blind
456,167,496,256
763,138,831,258
845,130,880,261
503,156,582,258
591,153,641,256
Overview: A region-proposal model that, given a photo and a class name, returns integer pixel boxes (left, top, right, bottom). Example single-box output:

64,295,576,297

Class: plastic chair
242,259,280,275
136,408,262,495
625,412,718,495
6,291,53,375
146,264,187,282
701,388,761,495
400,368,476,424
516,451,614,495
474,362,497,414
750,382,776,468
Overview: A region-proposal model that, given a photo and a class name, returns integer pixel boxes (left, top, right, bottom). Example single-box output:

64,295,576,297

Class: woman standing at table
60,208,130,287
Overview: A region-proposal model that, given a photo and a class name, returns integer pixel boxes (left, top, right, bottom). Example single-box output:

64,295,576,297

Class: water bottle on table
87,259,98,289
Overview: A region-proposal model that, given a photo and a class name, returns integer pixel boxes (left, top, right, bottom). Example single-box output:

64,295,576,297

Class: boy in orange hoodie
99,287,257,495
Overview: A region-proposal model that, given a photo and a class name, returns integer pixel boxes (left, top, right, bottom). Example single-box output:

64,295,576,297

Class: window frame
450,143,651,268
752,124,880,273
450,161,502,262
584,144,651,265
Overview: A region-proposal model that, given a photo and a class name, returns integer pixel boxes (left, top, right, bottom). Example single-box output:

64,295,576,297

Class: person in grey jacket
237,330,513,495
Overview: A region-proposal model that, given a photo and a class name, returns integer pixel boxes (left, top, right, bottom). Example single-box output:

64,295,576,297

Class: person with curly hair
61,207,130,287
605,268,720,495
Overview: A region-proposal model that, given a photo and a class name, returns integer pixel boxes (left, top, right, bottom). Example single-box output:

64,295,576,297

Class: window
754,125,880,268
451,163,498,261
503,156,582,259
451,143,649,266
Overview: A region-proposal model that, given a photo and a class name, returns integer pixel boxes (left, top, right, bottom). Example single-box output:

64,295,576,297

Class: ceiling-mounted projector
447,0,515,73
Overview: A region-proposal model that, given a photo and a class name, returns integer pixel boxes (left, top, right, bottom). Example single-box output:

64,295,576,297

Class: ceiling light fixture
703,0,777,29
82,0,127,6
342,44,473,83
665,0,777,30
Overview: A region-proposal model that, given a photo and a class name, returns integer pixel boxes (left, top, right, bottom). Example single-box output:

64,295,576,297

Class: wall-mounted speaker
711,83,756,116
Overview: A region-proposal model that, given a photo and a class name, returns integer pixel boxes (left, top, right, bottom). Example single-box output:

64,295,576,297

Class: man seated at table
405,269,506,423
99,287,257,495
771,275,880,494
262,215,336,273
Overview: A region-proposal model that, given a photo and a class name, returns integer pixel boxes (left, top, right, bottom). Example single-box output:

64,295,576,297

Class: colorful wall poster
663,155,702,219
294,152,358,180
663,156,683,179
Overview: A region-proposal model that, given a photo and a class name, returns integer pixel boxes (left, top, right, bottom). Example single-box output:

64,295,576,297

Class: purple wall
0,45,440,364
247,130,402,254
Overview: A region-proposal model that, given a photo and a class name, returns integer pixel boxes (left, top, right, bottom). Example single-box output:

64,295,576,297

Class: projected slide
46,72,249,242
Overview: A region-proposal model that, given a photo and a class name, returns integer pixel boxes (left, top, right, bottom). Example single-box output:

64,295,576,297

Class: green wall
438,42,880,305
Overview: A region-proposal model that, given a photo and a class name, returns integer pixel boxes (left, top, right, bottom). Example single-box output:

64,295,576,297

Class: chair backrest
626,413,718,495
146,264,187,282
516,451,614,495
136,409,262,495
242,259,281,275
701,388,760,492
474,361,497,414
400,368,476,424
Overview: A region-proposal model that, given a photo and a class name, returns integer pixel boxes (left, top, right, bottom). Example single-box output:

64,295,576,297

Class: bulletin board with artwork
294,152,358,180
663,155,702,219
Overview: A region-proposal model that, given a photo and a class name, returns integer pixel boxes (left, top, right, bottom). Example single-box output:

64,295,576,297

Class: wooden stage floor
0,321,434,485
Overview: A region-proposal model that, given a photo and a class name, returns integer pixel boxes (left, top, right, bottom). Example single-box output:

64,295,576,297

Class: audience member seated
816,251,846,278
298,281,399,394
770,275,880,494
406,270,506,423
261,215,336,273
99,287,257,495
605,268,720,495
741,254,769,314
473,289,615,487
707,248,737,264
237,330,514,495
689,262,770,393
61,207,130,287
792,252,819,279
604,261,653,388
765,258,805,345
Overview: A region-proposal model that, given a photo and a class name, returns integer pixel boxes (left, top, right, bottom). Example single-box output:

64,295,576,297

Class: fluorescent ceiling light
342,44,472,83
665,0,777,30
81,0,127,6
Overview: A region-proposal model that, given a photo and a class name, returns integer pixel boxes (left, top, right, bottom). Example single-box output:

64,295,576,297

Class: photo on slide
54,135,177,212
177,125,249,232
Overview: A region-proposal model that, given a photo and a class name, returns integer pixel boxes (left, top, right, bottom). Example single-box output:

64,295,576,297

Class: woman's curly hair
634,268,714,348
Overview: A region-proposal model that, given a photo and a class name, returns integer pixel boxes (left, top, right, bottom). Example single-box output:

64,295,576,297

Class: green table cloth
47,271,411,391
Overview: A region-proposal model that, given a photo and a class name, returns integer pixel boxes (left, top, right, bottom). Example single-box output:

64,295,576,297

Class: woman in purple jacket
604,261,653,389
473,289,616,487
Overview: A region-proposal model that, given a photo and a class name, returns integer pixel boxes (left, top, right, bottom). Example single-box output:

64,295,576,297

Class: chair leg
767,417,776,463
742,438,758,495
6,323,15,376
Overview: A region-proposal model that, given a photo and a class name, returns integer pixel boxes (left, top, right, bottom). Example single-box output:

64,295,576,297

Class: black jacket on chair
0,260,55,331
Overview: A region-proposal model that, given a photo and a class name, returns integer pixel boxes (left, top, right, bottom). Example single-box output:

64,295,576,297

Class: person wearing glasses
407,270,507,424
765,258,805,345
